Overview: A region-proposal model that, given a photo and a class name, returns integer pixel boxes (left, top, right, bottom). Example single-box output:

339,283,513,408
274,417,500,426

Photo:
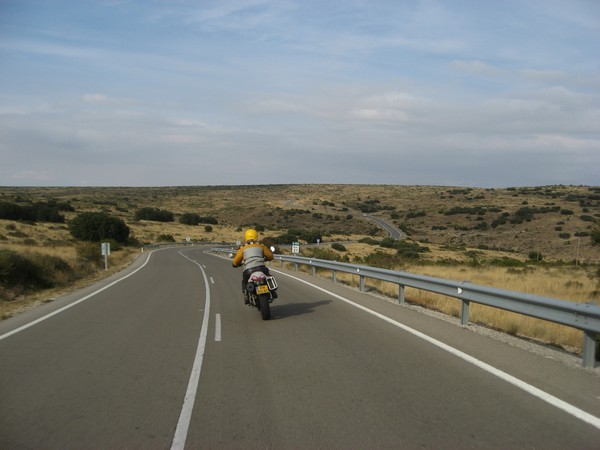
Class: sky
1,0,599,187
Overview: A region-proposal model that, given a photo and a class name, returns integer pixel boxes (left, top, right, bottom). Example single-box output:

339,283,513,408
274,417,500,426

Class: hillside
1,184,598,263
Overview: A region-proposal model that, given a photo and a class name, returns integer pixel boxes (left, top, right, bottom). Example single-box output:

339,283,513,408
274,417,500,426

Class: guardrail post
311,267,316,277
582,331,597,368
359,276,365,292
293,263,298,271
460,300,470,326
332,271,337,283
398,284,405,304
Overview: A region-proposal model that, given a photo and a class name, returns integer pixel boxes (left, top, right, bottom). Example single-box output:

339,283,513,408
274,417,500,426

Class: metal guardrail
212,248,600,368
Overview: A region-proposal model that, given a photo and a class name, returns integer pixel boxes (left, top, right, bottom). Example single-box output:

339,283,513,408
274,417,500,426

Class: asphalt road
1,247,599,449
363,214,403,240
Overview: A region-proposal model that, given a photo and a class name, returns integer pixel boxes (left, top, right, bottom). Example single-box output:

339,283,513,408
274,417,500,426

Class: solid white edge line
273,269,600,431
0,251,155,342
171,252,211,450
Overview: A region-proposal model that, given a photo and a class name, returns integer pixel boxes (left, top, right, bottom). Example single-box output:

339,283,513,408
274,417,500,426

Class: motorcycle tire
258,294,271,320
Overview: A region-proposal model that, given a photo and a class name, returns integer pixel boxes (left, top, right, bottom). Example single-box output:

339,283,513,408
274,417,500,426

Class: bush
395,241,430,258
76,242,103,267
204,225,213,232
356,251,403,270
488,257,525,267
331,243,347,252
0,201,66,223
0,249,52,290
180,213,200,225
199,216,218,225
288,228,322,243
592,225,600,245
157,234,175,242
270,233,299,245
359,237,379,245
69,212,130,244
135,207,174,222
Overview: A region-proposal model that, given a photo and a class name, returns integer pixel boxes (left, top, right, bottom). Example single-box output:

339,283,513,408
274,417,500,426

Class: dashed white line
215,314,221,342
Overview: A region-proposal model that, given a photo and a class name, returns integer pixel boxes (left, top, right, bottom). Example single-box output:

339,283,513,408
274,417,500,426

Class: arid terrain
1,184,598,262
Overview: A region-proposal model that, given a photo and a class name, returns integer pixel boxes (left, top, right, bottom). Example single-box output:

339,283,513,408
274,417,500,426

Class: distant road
1,247,599,448
363,214,403,239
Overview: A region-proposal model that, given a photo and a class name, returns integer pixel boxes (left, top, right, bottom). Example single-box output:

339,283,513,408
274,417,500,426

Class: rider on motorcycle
232,228,275,303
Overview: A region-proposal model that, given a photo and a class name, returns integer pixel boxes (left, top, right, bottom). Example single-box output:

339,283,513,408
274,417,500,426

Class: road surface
363,214,403,240
1,247,599,448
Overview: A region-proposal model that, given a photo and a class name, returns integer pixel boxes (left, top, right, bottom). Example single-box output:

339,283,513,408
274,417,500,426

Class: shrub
180,213,200,225
302,247,349,263
406,210,426,219
69,212,130,244
528,251,543,262
199,216,219,225
204,225,213,232
591,225,600,245
359,237,379,245
135,207,174,222
76,242,103,266
157,234,175,242
488,257,525,267
0,249,51,290
331,243,347,252
0,201,66,223
288,228,322,243
268,233,298,245
356,251,402,270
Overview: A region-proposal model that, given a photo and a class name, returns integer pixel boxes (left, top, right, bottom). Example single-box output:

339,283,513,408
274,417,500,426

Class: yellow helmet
244,228,258,242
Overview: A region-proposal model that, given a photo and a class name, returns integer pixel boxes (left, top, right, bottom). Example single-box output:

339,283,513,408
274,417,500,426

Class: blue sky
1,0,599,187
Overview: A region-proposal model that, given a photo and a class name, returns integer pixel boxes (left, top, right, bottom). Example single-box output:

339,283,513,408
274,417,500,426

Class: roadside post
101,242,110,271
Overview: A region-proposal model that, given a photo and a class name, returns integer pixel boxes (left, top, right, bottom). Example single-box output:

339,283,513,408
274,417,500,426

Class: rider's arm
232,247,244,267
262,244,274,261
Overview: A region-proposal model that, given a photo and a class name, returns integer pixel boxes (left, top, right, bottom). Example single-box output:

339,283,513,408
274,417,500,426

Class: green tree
69,212,130,244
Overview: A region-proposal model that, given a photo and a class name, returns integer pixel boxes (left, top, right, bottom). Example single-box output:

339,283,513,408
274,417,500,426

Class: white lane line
273,269,600,432
210,277,215,284
215,314,221,342
171,252,211,450
0,251,154,342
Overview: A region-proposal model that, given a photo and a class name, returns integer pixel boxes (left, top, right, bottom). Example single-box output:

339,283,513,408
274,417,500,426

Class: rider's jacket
232,242,274,271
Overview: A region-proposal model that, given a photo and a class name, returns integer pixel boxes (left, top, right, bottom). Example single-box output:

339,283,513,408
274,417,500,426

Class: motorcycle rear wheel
258,294,271,320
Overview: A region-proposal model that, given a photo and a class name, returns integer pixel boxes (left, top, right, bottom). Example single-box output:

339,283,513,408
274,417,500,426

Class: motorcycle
244,270,278,320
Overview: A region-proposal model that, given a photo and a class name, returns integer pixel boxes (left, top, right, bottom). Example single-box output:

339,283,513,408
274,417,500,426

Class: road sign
292,242,300,254
101,242,110,270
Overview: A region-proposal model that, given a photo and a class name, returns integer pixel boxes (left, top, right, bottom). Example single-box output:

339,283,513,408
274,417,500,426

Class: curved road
1,247,599,448
363,214,403,240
